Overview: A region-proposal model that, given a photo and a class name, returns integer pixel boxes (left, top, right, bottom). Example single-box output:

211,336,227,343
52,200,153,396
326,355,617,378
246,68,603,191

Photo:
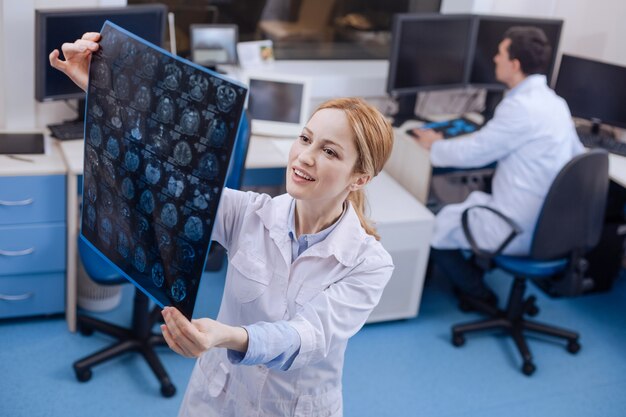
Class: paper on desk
79,22,247,319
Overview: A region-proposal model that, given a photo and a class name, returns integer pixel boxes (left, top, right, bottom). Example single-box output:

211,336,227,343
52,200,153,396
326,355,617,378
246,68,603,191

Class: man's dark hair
503,26,552,75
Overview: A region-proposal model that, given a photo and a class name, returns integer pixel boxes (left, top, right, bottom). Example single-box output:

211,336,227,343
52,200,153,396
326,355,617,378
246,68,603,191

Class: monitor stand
392,94,427,128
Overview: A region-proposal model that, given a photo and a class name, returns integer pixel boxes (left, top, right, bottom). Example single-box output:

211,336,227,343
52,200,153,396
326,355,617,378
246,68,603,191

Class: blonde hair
314,98,394,240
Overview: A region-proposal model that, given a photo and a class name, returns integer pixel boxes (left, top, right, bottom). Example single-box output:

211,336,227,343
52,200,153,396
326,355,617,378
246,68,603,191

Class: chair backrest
224,109,251,190
298,0,336,28
530,149,609,260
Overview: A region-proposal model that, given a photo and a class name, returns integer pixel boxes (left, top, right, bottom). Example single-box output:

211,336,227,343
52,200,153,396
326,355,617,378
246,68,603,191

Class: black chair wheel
524,296,539,317
161,383,176,398
458,299,472,312
567,340,581,354
75,368,92,382
522,361,536,376
452,333,465,347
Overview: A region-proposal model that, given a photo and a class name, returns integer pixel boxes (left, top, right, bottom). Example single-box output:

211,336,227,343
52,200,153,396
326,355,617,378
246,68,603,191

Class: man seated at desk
413,26,584,306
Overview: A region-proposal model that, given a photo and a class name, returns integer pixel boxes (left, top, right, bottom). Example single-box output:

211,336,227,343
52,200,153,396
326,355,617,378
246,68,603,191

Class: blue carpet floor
2,266,626,417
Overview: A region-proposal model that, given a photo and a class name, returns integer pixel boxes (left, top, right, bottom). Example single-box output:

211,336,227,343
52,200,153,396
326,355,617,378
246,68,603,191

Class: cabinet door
0,175,66,225
0,223,66,276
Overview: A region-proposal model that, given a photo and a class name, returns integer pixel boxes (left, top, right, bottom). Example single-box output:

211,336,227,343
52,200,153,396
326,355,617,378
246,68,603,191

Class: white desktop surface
0,137,65,176
609,153,626,188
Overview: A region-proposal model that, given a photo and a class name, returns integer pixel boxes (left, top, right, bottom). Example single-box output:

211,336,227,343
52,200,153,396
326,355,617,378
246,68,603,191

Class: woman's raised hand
49,32,101,92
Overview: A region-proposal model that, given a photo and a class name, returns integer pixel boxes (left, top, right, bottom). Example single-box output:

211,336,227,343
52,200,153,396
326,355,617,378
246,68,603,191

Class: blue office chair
451,150,609,375
73,111,251,396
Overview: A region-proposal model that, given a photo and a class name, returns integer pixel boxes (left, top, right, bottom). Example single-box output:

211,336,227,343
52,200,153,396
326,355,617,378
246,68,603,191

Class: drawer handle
0,247,35,256
0,292,34,301
0,198,34,206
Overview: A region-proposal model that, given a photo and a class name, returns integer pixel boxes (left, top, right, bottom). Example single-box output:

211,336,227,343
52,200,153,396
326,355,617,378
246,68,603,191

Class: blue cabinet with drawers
0,174,67,319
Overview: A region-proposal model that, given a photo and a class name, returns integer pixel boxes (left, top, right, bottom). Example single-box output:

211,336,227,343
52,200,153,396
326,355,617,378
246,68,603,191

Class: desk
609,154,626,188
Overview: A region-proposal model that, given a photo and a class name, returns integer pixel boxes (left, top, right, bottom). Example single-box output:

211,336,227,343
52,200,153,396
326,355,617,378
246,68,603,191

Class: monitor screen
190,24,238,67
387,14,475,95
245,72,311,138
554,54,626,130
470,16,562,89
35,5,167,102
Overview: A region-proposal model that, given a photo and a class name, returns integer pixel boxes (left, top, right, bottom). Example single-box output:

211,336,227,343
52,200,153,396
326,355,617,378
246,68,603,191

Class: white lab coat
429,75,584,255
178,188,394,417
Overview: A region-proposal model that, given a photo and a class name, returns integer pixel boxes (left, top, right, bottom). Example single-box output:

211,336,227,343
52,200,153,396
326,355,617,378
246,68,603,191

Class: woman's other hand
49,32,100,92
161,307,249,358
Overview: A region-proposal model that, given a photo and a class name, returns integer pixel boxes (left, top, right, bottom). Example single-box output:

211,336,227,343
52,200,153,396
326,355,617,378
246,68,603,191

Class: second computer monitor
387,13,475,95
554,54,626,130
190,24,238,67
470,15,563,89
245,72,312,138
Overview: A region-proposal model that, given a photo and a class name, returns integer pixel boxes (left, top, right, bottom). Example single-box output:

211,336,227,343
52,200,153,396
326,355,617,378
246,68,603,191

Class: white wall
441,0,626,67
0,0,125,130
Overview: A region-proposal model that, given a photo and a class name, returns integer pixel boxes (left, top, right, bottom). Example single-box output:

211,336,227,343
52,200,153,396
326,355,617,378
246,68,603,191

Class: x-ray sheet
80,22,247,319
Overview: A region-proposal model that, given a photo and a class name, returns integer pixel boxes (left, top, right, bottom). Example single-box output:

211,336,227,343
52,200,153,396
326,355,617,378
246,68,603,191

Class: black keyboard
406,117,481,139
576,128,626,157
48,121,84,140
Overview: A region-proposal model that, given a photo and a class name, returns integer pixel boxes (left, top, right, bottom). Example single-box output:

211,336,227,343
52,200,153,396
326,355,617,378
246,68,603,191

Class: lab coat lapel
255,193,293,270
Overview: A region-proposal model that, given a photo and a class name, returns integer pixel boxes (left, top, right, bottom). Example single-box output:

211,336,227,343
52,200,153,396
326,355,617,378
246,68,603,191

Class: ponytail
347,189,380,241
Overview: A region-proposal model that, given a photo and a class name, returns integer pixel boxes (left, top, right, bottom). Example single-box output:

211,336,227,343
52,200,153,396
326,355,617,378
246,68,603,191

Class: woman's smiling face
286,108,363,205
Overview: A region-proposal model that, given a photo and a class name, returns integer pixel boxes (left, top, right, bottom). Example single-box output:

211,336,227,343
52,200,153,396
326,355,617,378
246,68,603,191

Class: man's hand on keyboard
411,128,444,151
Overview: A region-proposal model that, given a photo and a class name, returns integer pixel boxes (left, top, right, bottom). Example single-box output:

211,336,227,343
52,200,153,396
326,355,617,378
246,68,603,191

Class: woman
51,33,395,417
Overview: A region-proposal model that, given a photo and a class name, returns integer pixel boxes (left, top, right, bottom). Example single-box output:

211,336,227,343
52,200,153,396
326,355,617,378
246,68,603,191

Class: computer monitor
470,15,563,89
244,72,312,138
387,13,475,96
554,54,626,131
190,24,238,67
35,5,167,102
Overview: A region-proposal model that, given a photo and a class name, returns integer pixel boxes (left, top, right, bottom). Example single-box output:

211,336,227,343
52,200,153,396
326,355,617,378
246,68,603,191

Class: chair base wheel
77,322,95,336
452,333,465,347
567,340,581,354
522,361,536,376
75,367,92,382
161,383,176,398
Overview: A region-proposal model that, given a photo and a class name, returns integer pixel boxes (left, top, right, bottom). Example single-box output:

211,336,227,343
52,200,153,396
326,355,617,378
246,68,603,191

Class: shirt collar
507,74,546,97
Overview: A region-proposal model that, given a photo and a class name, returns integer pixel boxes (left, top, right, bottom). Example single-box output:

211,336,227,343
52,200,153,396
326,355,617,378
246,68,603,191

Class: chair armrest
461,205,522,267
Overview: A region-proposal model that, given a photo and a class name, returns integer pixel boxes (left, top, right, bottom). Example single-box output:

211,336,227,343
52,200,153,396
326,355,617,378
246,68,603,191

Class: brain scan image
216,85,237,112
114,73,131,100
139,189,155,214
180,108,200,135
124,148,141,172
106,136,120,159
89,124,102,147
119,40,138,67
152,262,165,287
188,74,209,101
207,118,228,147
170,278,187,302
83,23,247,319
163,63,182,90
109,105,123,129
133,84,152,111
121,177,135,200
86,147,99,173
119,202,131,220
117,230,130,259
86,182,98,204
91,61,111,89
176,240,196,271
173,141,193,166
133,246,147,273
156,96,175,124
160,203,178,228
197,153,219,180
100,188,114,215
98,217,113,247
141,52,159,79
86,204,97,230
145,159,162,185
184,216,203,241
103,159,116,186
167,172,186,198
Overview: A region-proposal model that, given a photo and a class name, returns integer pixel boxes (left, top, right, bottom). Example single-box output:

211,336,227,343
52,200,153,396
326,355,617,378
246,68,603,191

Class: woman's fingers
82,32,101,41
48,49,65,70
160,324,188,357
162,307,207,357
